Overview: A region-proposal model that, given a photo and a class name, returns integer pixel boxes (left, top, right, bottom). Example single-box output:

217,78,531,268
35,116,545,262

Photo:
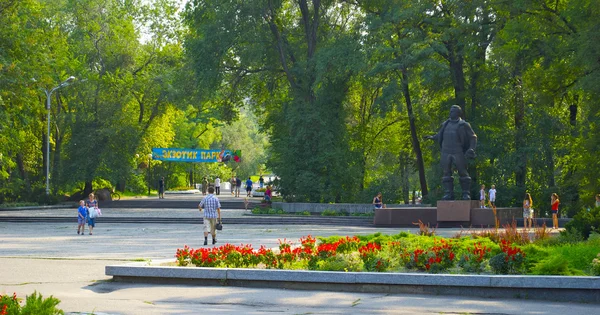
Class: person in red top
551,193,560,229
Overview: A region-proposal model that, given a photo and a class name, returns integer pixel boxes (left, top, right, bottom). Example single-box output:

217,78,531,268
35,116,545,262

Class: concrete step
100,200,257,209
0,216,374,226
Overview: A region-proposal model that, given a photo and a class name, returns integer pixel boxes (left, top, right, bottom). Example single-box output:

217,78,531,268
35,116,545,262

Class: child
479,185,486,208
77,200,87,235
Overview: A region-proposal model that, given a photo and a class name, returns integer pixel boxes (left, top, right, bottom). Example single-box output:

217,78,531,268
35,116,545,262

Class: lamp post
43,76,76,195
148,153,153,195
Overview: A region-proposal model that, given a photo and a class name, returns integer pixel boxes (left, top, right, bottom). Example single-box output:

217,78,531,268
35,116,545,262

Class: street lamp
148,153,153,195
43,76,76,195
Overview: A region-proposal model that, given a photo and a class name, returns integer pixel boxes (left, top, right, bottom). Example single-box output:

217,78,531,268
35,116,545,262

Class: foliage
0,291,63,315
489,240,526,275
592,253,600,276
565,207,600,239
458,243,493,274
175,232,600,275
250,207,285,215
2,0,600,206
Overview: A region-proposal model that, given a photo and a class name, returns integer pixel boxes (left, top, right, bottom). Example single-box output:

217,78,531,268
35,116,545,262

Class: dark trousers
215,187,220,195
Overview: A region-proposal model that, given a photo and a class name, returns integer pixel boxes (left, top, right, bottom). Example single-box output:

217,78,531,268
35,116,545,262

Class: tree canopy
1,0,599,215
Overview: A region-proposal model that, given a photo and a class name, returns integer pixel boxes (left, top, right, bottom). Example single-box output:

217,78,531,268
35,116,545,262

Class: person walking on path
479,185,486,208
488,185,498,228
85,193,99,235
230,176,236,196
202,176,208,195
259,175,265,188
265,185,272,204
77,200,87,235
158,177,165,199
523,193,534,229
235,177,242,197
373,192,383,209
198,186,221,246
214,176,221,195
245,177,253,197
551,193,560,229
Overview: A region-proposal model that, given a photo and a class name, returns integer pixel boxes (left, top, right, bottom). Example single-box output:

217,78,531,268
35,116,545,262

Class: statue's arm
464,123,477,158
424,124,443,141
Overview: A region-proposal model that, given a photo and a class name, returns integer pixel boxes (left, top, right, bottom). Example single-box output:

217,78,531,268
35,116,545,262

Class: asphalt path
0,207,592,315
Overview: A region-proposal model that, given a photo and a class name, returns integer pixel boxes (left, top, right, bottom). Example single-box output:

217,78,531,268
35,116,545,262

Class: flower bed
176,231,600,275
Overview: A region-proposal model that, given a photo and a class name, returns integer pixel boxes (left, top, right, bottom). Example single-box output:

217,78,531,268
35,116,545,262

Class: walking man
235,176,242,197
214,176,221,195
198,186,221,246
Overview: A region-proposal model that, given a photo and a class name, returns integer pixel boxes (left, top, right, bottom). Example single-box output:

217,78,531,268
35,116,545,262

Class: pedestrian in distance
230,176,236,196
479,184,486,208
551,193,560,229
373,192,383,209
77,200,87,235
245,177,253,197
259,175,265,189
488,185,498,228
198,186,221,246
202,176,208,195
265,185,272,204
214,176,221,195
85,193,99,235
235,177,242,197
158,176,165,199
523,193,534,229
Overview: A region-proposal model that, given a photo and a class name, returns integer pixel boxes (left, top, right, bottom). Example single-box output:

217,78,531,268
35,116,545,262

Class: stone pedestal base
437,200,478,222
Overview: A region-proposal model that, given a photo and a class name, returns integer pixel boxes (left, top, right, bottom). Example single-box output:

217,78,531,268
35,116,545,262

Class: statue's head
450,105,462,120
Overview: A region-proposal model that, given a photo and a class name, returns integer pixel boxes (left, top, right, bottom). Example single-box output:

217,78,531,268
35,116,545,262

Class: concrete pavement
0,204,586,315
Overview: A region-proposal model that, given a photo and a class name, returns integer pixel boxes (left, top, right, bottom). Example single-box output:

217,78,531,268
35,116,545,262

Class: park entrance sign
151,148,241,163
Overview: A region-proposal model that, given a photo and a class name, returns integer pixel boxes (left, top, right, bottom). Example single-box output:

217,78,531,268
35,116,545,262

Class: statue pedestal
436,200,478,222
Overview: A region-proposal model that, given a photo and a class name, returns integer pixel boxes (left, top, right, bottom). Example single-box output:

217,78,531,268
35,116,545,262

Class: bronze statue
426,105,477,200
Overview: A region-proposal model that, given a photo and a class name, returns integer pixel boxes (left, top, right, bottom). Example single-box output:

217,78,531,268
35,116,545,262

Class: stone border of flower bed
106,260,600,303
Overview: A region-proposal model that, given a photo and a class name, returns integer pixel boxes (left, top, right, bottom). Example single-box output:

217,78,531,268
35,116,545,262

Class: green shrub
530,256,584,276
321,209,339,216
591,253,600,276
0,291,63,315
565,207,600,239
317,253,363,272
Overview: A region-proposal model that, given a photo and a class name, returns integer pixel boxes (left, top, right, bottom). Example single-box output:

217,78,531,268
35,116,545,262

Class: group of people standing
522,192,561,229
200,175,267,198
76,193,101,235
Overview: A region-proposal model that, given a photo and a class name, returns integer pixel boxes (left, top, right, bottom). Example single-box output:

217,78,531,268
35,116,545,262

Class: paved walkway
0,202,581,315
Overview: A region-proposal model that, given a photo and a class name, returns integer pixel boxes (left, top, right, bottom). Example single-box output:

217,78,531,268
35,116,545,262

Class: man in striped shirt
199,186,222,245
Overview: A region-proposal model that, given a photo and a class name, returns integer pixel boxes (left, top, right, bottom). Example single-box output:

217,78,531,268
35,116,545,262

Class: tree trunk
399,151,410,204
446,41,466,109
401,68,428,197
83,181,93,198
513,61,527,194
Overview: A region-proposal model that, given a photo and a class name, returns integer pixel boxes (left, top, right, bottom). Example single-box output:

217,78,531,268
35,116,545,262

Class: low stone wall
106,262,600,303
272,202,429,214
374,207,523,227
